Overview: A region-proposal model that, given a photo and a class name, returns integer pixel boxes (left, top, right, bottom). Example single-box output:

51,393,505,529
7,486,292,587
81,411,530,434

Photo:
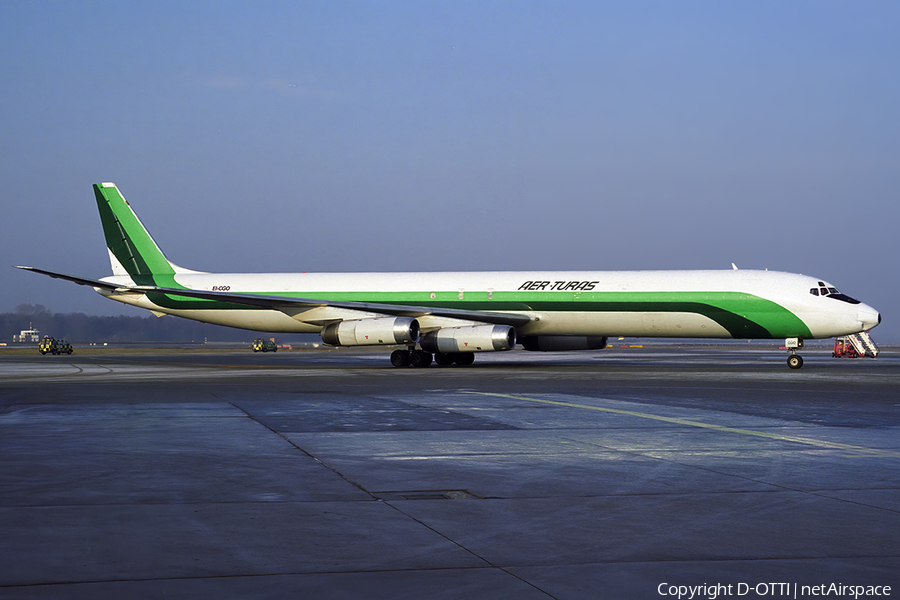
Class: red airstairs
833,331,879,359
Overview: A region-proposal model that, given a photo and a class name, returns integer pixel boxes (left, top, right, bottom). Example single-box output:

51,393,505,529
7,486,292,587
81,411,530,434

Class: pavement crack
226,401,376,498
380,500,560,600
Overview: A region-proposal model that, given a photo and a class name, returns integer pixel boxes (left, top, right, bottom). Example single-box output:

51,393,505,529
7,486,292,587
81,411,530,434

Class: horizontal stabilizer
14,266,125,291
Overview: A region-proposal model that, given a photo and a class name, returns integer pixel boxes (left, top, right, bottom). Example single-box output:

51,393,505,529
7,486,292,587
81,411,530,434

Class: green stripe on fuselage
145,289,812,339
145,291,258,312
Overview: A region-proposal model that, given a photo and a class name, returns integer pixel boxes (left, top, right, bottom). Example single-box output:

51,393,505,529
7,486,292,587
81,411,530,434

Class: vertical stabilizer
93,183,197,283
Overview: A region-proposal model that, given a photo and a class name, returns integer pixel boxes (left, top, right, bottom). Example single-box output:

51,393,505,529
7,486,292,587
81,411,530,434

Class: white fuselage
97,269,880,340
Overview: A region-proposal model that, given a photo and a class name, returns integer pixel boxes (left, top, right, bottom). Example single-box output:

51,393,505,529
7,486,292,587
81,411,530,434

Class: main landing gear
390,348,475,368
785,337,804,369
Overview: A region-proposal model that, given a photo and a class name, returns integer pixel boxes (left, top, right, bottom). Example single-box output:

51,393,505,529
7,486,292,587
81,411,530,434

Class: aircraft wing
14,266,534,328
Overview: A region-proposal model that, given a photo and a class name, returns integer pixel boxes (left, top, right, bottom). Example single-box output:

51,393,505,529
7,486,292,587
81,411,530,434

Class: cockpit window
812,284,861,304
828,293,861,305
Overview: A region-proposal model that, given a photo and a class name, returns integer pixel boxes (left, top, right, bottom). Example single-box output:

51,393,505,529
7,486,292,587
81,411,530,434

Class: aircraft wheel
391,349,411,367
787,355,803,369
453,352,475,366
410,350,433,368
434,352,454,366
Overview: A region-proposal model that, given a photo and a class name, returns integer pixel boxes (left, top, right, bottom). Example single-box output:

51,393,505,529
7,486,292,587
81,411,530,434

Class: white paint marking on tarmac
0,363,357,382
464,391,900,459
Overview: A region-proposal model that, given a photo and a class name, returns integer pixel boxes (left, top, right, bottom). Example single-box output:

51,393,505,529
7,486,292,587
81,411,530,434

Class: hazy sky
3,1,898,341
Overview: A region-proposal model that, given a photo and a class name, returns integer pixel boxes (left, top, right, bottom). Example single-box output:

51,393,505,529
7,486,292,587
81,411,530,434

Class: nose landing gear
787,354,803,369
786,338,804,369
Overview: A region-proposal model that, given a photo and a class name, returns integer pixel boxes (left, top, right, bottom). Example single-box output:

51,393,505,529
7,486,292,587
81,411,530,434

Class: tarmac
1,344,898,599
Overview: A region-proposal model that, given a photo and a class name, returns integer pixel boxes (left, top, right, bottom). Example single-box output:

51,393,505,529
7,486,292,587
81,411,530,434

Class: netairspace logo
657,582,893,599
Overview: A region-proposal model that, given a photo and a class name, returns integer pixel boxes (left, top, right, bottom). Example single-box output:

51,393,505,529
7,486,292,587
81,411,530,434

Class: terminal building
13,324,41,343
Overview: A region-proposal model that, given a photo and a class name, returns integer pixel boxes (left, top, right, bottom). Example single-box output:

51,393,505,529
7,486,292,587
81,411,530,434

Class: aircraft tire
434,352,454,366
787,355,803,369
453,353,475,366
410,350,433,368
391,349,411,367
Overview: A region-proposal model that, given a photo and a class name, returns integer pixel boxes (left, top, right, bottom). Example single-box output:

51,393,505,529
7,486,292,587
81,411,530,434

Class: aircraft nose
858,304,881,330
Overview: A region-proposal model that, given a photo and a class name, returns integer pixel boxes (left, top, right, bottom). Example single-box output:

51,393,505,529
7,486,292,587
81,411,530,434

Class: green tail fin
94,183,178,283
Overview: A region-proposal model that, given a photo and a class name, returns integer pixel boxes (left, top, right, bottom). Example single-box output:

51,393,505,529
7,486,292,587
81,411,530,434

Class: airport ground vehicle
832,332,878,359
833,337,861,358
39,336,73,355
252,338,278,352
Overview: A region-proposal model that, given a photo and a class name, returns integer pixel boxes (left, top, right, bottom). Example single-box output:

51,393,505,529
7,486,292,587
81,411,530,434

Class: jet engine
520,335,608,352
420,324,516,353
320,317,419,346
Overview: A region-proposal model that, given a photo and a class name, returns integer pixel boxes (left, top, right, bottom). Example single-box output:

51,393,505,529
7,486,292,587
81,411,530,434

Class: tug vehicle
252,338,278,352
39,336,73,355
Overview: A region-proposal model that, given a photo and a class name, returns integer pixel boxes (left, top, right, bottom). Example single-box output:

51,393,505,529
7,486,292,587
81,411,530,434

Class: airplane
16,183,881,369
